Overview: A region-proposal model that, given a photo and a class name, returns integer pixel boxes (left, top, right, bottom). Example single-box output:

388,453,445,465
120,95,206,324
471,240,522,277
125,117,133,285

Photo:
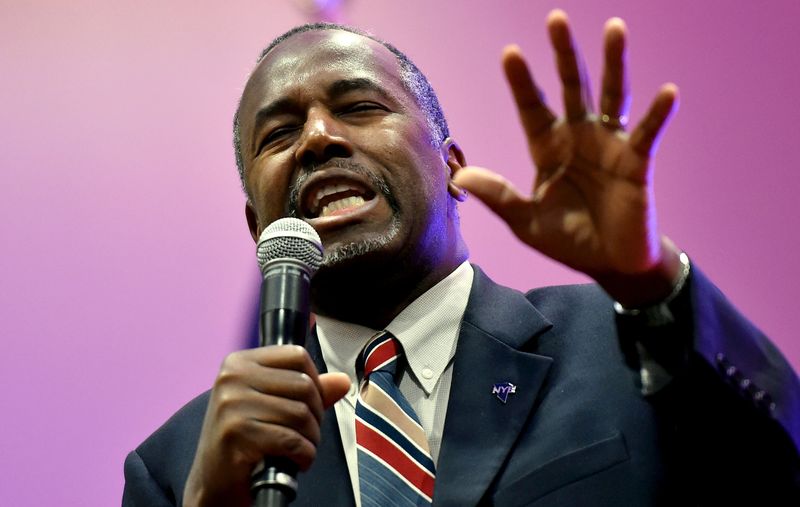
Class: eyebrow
327,77,390,99
250,77,394,152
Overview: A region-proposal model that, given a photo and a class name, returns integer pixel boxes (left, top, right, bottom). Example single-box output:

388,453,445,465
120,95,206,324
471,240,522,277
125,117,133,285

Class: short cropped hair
232,23,450,194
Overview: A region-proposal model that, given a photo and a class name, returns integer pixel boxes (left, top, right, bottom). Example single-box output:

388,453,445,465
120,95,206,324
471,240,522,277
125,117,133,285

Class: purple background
2,1,798,504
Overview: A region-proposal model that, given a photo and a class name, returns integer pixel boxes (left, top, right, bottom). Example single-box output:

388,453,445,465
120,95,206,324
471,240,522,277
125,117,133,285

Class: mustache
288,160,399,216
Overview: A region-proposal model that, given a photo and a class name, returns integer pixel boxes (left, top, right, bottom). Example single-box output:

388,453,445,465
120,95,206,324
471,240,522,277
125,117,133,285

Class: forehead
240,30,408,114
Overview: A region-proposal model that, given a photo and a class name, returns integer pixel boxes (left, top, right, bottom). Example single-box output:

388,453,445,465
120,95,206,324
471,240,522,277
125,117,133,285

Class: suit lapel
433,267,554,507
294,330,356,507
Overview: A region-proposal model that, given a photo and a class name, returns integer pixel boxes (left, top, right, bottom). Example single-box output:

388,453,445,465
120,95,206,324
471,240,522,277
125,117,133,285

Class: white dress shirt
316,261,474,506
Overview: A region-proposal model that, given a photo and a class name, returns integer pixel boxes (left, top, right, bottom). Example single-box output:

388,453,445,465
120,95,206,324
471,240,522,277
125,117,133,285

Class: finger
250,420,319,471
452,166,532,228
502,45,557,140
249,345,319,372
202,390,321,470
319,372,351,409
216,390,321,449
547,9,593,120
217,347,325,421
248,367,326,422
599,17,630,126
210,374,324,443
629,83,679,157
250,345,324,393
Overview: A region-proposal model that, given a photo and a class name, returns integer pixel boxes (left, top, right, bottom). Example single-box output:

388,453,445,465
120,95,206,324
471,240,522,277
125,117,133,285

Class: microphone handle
252,262,312,507
258,261,311,349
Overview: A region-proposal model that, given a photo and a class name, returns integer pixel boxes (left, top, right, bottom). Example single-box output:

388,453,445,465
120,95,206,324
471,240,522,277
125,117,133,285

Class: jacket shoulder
525,282,611,315
126,391,211,504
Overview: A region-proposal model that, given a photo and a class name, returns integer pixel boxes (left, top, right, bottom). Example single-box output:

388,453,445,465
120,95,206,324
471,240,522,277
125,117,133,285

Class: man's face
239,29,461,274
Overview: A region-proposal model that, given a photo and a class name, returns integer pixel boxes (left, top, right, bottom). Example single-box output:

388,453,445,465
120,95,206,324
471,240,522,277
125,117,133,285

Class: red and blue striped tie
355,331,436,506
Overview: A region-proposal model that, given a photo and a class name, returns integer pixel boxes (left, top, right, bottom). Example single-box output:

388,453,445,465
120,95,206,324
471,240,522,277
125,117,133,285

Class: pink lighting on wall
1,1,798,505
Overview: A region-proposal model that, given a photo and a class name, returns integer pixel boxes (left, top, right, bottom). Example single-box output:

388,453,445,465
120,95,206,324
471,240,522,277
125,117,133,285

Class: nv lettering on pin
492,382,517,403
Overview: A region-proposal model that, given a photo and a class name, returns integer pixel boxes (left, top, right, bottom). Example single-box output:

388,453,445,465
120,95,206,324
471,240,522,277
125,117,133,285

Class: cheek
246,159,293,224
381,126,445,187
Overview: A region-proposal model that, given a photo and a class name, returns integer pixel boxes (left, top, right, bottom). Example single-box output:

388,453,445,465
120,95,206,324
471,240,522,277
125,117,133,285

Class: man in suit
123,10,799,506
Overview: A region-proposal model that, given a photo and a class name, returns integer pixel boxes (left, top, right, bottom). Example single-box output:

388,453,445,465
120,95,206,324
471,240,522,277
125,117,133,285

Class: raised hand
454,10,682,305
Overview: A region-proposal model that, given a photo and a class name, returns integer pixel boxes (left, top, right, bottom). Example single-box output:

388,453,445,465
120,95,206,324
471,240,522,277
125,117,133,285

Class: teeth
313,183,363,211
320,196,366,217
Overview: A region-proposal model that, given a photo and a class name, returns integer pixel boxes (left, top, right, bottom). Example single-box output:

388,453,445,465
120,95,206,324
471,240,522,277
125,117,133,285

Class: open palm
455,11,679,284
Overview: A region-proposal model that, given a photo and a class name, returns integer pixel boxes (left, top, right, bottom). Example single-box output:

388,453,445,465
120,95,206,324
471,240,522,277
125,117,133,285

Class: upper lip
297,167,377,218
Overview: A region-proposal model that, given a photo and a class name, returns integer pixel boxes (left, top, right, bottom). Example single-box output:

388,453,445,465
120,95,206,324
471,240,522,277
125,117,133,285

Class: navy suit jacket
123,267,800,506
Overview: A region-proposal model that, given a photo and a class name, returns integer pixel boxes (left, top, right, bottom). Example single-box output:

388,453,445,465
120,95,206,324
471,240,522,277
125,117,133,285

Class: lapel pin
492,382,517,404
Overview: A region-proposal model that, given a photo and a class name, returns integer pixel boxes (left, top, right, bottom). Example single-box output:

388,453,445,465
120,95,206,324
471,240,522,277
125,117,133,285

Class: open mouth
301,176,378,219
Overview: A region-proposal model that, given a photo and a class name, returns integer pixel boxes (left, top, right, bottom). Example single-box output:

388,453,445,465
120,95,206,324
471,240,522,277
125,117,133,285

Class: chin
319,216,401,269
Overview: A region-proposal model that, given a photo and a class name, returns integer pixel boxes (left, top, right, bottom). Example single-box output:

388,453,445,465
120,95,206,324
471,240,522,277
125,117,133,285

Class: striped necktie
355,331,436,506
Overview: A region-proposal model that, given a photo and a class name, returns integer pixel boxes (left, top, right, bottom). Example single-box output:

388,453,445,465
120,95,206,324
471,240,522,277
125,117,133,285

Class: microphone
251,217,323,507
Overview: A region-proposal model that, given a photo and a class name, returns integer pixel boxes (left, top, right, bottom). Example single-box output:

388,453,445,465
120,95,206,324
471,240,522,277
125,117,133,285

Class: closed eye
340,102,387,115
259,125,299,151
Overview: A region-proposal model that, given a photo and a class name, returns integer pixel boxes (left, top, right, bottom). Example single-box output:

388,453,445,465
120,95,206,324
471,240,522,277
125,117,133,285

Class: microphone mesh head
257,218,323,274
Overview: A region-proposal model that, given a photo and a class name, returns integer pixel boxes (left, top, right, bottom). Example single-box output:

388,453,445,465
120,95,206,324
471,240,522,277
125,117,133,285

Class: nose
295,109,354,168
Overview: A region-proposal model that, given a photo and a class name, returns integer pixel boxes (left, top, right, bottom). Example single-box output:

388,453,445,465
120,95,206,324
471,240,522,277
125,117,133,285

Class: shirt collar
317,261,473,399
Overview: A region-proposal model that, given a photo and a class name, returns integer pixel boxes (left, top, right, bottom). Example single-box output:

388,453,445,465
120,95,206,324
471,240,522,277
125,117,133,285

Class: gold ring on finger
600,114,628,130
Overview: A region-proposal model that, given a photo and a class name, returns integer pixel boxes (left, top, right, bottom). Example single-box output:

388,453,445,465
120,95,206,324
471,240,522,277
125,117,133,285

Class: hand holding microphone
183,219,350,507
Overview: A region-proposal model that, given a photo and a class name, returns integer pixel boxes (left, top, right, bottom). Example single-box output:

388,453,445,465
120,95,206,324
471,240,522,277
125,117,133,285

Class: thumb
318,372,351,409
453,166,531,226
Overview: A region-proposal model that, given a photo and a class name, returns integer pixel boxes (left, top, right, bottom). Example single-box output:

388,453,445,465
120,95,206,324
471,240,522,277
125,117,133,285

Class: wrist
613,251,690,327
593,236,684,307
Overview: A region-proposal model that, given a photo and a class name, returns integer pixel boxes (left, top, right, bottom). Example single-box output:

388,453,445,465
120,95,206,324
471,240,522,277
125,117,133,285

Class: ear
245,201,261,243
441,138,468,202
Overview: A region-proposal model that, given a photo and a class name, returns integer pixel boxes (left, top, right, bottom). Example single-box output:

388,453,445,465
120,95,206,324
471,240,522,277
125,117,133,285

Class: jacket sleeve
617,265,800,501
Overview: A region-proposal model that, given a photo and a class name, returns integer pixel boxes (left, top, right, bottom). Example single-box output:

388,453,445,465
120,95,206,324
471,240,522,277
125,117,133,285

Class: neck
311,254,466,329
